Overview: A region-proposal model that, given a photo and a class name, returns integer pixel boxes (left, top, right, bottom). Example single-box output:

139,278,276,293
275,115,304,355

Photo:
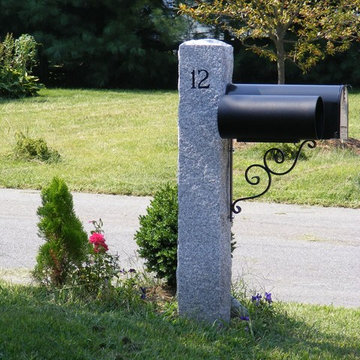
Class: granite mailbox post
177,39,233,323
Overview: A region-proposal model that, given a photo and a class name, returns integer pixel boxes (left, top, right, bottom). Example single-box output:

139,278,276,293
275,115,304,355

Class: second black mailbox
218,84,348,142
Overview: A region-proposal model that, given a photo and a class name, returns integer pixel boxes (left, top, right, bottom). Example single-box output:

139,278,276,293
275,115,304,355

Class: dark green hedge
0,0,186,89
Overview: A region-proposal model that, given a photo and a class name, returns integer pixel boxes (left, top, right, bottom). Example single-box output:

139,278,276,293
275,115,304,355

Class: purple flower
240,316,249,321
140,287,146,299
251,293,262,305
129,268,136,273
265,292,272,304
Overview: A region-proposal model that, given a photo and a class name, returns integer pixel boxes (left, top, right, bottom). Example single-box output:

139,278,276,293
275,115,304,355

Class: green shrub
33,177,89,286
254,142,309,161
135,183,178,289
13,132,61,163
135,184,236,289
0,33,43,98
0,67,43,98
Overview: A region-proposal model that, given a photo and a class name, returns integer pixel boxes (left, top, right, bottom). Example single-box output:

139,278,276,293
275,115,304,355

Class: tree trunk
276,38,286,84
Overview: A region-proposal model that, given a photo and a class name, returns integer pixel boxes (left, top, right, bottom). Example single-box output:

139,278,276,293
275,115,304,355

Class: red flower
89,232,108,253
93,242,109,253
89,232,104,244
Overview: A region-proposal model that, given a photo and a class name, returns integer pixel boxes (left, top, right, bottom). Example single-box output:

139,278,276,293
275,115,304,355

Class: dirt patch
143,284,176,312
317,138,360,155
233,142,252,150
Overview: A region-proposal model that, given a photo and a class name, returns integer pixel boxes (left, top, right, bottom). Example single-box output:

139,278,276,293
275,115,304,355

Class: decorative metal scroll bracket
230,140,317,219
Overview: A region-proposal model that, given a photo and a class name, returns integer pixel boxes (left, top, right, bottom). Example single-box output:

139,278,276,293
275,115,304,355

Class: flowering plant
239,291,275,339
251,292,272,306
233,290,275,339
89,219,109,253
68,219,121,295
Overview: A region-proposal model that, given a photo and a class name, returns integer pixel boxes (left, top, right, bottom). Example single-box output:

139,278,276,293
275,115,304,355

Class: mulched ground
317,138,360,155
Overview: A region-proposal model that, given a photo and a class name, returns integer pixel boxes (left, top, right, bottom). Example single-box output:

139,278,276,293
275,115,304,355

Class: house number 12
191,69,210,89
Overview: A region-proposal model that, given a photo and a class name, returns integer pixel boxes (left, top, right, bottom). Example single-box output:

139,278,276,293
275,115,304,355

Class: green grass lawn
0,281,359,360
0,88,359,207
0,88,178,195
1,90,359,359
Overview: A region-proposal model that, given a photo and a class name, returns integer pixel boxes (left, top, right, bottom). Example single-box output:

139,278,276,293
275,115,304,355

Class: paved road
1,188,359,308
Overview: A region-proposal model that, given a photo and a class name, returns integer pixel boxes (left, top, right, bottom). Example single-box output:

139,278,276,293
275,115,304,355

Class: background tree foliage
0,0,186,88
1,0,360,88
180,0,360,84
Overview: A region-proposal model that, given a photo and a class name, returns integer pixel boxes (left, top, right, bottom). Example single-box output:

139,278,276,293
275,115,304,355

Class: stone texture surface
177,39,234,322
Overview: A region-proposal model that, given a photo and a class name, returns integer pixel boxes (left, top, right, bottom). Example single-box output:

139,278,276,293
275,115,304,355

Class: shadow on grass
247,303,360,359
0,97,20,104
0,93,48,105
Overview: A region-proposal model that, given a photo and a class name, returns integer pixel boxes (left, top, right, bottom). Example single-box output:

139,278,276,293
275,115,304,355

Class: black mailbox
218,94,323,142
218,84,348,142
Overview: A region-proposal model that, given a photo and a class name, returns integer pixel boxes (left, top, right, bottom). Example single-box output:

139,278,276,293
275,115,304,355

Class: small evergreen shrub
135,184,236,289
0,33,43,98
135,183,178,288
33,177,89,286
13,132,61,163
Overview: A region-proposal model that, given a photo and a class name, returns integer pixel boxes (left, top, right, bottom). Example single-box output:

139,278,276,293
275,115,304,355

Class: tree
0,0,187,88
34,177,89,286
179,0,360,83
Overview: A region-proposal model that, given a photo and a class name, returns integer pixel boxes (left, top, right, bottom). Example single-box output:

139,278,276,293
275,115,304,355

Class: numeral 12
191,69,210,89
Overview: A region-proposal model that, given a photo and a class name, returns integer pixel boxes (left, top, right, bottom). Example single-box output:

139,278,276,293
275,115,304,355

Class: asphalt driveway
1,188,359,307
